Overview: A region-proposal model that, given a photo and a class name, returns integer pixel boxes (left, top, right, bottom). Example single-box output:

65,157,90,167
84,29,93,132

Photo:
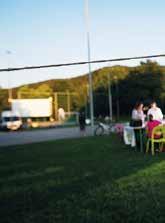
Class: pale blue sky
0,0,165,88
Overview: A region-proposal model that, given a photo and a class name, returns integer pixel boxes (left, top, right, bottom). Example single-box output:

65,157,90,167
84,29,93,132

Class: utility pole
114,76,120,121
6,50,13,103
85,83,89,119
54,92,58,120
108,73,113,121
67,91,70,113
85,0,94,135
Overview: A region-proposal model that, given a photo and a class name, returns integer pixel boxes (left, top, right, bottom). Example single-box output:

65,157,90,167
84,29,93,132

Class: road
0,126,92,147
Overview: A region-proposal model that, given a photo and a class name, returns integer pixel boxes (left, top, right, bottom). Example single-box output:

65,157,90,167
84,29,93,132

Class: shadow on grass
0,135,165,222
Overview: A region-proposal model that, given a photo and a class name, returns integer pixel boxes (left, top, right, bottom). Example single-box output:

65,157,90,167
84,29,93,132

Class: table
123,126,144,152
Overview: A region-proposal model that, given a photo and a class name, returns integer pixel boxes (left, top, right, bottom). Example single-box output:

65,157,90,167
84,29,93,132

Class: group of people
78,101,164,142
131,101,164,148
132,101,163,124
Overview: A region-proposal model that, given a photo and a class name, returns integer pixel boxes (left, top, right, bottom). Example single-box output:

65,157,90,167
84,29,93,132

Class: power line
0,53,165,72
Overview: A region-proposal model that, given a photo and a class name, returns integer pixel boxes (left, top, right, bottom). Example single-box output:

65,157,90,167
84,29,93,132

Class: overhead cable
0,53,165,72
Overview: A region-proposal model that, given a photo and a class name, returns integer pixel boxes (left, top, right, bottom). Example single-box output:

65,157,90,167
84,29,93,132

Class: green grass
0,136,165,223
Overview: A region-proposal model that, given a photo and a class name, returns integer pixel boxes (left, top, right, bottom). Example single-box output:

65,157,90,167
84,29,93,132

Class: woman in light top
131,102,146,127
131,102,146,151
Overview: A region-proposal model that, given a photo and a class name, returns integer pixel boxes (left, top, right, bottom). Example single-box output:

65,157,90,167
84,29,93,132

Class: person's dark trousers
134,128,146,152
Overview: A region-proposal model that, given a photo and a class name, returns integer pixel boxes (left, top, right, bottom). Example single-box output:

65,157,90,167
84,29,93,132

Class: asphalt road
0,126,92,147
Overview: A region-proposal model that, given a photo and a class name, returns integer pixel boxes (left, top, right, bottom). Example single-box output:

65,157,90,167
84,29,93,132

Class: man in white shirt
147,101,163,122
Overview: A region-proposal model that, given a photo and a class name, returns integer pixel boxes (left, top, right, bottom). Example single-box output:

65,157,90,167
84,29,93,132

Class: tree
17,84,53,98
118,60,164,114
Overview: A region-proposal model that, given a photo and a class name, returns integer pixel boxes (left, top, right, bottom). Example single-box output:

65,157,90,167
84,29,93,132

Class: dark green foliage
118,60,165,114
93,87,109,116
0,135,165,222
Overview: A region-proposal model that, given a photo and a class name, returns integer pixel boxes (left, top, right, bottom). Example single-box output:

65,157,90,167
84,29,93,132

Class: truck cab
0,111,22,131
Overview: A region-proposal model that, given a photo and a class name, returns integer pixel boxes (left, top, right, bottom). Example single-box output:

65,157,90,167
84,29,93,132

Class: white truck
0,98,53,130
11,98,53,118
0,111,22,130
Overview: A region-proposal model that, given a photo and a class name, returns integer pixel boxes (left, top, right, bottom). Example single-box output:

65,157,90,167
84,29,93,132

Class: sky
0,0,165,88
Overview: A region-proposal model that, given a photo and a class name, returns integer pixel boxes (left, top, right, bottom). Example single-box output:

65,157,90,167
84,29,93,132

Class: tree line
0,60,164,118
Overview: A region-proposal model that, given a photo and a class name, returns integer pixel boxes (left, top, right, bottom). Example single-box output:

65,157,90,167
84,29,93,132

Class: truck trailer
11,98,53,118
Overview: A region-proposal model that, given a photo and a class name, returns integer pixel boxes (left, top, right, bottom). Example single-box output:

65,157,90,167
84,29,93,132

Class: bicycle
94,122,115,136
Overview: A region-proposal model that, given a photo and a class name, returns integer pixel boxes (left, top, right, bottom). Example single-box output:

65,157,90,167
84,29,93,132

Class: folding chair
146,125,165,155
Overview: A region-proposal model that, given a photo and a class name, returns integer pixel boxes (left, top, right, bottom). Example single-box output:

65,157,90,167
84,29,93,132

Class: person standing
78,111,86,135
147,101,163,122
131,102,146,127
131,102,146,150
58,108,65,123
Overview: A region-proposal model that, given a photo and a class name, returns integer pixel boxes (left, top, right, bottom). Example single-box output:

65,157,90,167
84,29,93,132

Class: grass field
0,135,165,223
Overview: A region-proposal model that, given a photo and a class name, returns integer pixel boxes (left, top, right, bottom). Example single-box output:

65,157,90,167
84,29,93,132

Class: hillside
1,61,165,116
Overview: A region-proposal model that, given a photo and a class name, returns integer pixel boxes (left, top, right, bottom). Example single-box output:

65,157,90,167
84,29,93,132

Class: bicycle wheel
94,126,104,136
